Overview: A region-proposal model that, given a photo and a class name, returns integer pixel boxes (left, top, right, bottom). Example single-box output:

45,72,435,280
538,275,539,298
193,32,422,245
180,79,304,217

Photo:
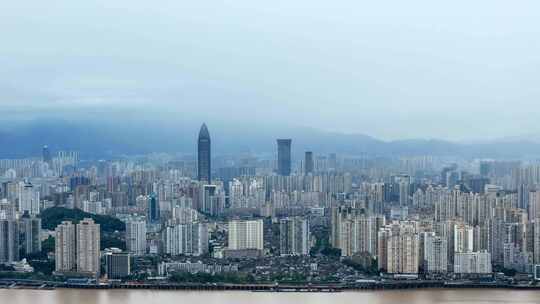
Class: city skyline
3,0,540,299
1,117,540,292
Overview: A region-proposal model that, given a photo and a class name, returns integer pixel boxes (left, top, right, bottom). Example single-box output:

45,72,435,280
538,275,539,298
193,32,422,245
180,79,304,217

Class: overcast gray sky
1,0,539,141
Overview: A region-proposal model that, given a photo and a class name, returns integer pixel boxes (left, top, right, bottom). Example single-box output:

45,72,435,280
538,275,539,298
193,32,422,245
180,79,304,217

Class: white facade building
163,223,208,256
126,220,147,256
228,219,264,251
454,251,492,274
18,182,40,216
55,221,76,273
76,218,101,275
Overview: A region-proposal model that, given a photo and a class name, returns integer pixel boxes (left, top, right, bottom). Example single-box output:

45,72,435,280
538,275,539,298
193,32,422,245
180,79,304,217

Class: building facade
280,217,310,256
55,221,76,273
0,219,19,263
228,219,264,251
21,214,42,256
454,251,492,274
126,220,147,256
163,222,209,256
423,232,448,273
105,251,131,279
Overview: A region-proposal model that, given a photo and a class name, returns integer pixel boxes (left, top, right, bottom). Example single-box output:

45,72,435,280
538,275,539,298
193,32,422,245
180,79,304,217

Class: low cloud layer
2,0,540,141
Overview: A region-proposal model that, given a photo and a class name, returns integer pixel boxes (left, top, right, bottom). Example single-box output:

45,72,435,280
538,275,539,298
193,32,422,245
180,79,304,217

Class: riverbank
2,279,540,292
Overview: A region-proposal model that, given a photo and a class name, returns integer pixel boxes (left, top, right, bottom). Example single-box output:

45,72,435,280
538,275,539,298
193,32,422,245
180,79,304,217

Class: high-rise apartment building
0,219,19,263
394,175,411,207
454,251,492,274
55,221,76,273
200,184,225,216
280,217,310,256
331,207,385,257
423,232,448,273
228,219,264,250
529,190,540,220
163,222,208,256
20,213,41,256
0,199,15,220
18,182,40,216
126,220,147,256
454,224,474,253
76,218,101,275
339,215,373,257
379,222,419,274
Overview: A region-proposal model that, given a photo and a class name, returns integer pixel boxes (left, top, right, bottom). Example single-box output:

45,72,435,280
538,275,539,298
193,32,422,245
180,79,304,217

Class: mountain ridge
0,119,539,159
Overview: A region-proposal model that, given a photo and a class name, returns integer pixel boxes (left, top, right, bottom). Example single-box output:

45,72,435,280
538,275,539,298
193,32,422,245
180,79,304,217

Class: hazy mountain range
0,119,539,159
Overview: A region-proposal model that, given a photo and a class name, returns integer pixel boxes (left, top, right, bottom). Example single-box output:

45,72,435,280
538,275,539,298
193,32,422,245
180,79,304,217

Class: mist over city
3,1,540,146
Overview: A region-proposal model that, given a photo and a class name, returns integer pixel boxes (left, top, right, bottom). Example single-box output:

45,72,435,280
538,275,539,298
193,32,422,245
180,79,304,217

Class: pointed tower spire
197,123,211,183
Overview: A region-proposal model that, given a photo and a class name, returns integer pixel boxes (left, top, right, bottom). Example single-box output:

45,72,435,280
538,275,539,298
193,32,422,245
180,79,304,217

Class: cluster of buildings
4,124,540,283
0,208,41,264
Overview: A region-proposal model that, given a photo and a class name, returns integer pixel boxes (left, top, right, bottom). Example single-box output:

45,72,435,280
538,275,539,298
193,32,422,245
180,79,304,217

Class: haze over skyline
2,0,540,141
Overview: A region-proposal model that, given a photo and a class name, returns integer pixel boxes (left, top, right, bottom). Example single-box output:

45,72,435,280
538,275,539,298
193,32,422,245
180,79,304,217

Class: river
2,289,540,304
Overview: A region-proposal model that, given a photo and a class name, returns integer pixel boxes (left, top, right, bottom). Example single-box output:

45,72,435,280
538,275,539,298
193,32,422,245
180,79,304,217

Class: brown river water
1,288,540,304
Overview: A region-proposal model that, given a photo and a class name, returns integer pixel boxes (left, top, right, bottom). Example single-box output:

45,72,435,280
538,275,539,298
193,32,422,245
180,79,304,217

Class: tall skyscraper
304,151,314,175
147,194,160,223
126,220,147,256
42,145,52,165
77,218,101,275
55,221,76,273
198,123,211,183
277,139,292,176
